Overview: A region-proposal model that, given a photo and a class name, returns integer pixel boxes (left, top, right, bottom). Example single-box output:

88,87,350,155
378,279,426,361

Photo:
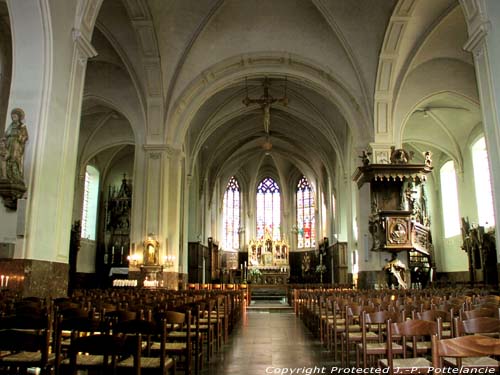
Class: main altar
248,232,289,284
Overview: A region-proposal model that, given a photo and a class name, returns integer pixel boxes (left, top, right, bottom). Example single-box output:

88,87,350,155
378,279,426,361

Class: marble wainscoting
0,259,68,298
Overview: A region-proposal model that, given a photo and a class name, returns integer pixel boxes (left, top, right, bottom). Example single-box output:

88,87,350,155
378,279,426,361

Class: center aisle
202,309,338,375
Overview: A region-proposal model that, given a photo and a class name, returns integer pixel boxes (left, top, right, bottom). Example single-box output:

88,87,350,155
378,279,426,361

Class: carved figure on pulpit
383,253,407,289
424,151,432,167
390,147,413,164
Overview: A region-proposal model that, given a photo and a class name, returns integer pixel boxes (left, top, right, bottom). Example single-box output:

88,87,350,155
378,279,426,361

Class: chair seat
168,331,197,338
0,352,56,364
407,341,432,352
379,357,433,373
441,330,452,338
192,324,209,330
199,319,217,324
345,331,377,340
152,342,187,351
444,356,499,368
359,342,403,354
118,356,175,369
61,354,110,366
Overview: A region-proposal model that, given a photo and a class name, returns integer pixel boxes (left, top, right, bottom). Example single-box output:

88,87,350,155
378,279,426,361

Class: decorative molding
149,152,161,160
75,0,103,38
143,144,169,152
122,0,149,19
165,145,185,160
463,21,490,55
132,21,157,57
72,28,98,65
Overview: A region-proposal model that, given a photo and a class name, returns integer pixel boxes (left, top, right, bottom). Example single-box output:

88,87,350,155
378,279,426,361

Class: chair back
454,316,500,336
431,334,500,369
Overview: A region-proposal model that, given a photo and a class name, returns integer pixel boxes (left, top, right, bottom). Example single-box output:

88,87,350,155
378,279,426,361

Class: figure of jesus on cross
242,77,289,134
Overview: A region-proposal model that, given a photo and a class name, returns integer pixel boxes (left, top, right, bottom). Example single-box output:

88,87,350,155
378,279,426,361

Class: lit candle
5,276,9,287
1,275,4,287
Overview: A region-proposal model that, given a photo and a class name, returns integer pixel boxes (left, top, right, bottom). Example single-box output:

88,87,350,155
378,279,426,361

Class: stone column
461,0,500,257
0,0,100,298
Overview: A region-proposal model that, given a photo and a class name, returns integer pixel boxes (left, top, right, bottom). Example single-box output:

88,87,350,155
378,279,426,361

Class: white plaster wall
169,0,361,109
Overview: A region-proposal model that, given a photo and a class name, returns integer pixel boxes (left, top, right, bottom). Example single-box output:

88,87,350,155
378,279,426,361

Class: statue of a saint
1,108,29,183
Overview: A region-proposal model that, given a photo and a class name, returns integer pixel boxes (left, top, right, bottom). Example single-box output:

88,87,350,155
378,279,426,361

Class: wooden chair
200,299,217,361
0,313,55,375
341,304,376,366
328,298,347,361
65,333,126,375
153,310,192,375
445,316,500,370
379,319,440,375
165,303,202,374
431,335,500,371
357,310,403,368
461,307,499,320
416,309,453,338
56,315,112,374
115,319,176,375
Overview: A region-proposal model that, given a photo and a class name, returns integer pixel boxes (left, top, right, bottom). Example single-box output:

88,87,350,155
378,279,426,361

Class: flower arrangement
316,264,327,274
248,268,262,277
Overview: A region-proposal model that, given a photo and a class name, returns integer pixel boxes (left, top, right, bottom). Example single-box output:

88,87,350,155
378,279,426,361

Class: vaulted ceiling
77,0,478,198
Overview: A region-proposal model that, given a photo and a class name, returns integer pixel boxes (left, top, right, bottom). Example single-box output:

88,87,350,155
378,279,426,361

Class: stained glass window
297,176,315,248
222,177,240,250
256,177,281,240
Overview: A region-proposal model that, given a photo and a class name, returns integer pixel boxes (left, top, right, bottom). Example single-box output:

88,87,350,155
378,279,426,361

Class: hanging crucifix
242,77,289,134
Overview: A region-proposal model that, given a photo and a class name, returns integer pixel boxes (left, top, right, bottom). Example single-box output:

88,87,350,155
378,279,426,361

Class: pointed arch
222,176,241,251
256,177,281,240
296,176,316,249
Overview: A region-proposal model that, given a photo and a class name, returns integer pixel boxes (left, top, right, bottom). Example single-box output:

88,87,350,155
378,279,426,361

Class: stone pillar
129,145,185,289
0,0,100,298
354,171,390,289
461,0,500,256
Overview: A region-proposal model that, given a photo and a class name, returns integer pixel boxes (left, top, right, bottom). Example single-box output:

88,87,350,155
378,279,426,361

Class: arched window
440,161,460,238
472,137,495,227
222,177,240,250
296,176,316,248
256,177,281,240
81,165,99,240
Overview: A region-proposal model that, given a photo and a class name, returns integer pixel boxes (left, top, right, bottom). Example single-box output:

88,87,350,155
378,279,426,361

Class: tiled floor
201,309,338,375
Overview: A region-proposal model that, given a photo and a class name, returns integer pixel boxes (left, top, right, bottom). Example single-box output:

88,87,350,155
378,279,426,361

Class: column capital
143,144,184,159
463,20,490,55
72,28,97,65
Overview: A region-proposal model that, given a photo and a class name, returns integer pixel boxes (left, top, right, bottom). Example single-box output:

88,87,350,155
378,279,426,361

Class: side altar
248,232,289,284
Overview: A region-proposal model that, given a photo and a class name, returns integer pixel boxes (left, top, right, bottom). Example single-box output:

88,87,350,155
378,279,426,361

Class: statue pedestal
0,179,26,210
